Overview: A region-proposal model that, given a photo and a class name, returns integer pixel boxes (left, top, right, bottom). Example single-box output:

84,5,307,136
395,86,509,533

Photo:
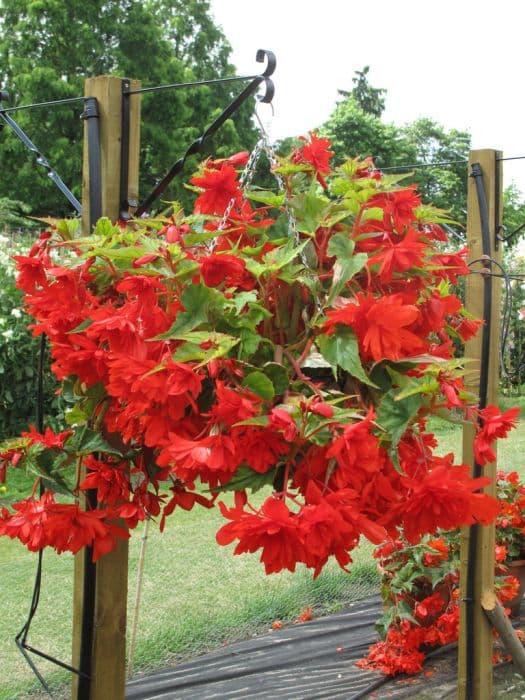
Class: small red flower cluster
361,470,525,676
0,135,519,572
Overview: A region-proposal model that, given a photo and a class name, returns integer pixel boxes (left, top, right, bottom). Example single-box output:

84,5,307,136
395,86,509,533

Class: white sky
210,0,525,195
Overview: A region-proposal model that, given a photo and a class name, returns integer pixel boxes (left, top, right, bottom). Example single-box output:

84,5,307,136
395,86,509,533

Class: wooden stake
127,518,150,679
457,149,503,700
481,590,525,677
72,75,141,700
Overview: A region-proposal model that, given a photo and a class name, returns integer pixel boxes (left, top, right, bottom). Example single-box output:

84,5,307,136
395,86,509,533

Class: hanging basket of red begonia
0,133,519,572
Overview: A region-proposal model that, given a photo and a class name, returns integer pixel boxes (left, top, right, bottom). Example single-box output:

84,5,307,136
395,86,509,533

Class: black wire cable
498,221,525,244
497,155,525,162
0,96,87,113
13,336,90,692
376,158,468,172
464,162,494,700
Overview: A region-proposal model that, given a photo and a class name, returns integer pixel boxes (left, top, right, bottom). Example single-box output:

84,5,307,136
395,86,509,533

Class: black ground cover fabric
126,595,384,699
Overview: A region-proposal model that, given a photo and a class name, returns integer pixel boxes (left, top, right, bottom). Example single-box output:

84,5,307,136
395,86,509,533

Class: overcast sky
210,0,525,194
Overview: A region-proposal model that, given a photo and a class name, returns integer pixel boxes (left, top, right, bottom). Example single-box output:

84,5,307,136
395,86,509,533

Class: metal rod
120,79,132,220
0,96,87,112
125,73,261,95
0,109,82,213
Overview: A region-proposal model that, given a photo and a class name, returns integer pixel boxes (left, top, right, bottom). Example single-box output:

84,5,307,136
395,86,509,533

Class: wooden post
81,75,141,231
72,75,141,700
457,149,503,700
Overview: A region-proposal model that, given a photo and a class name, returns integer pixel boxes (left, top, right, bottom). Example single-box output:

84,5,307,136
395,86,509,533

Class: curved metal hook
258,78,274,104
255,50,276,103
256,49,276,77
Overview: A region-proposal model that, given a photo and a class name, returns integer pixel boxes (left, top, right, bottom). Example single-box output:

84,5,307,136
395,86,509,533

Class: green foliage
398,118,470,223
337,65,386,118
322,67,471,226
0,197,37,231
0,0,257,216
323,97,407,170
502,184,525,249
0,234,61,439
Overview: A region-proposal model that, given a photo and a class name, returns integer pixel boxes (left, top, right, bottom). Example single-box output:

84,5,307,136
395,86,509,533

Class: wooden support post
72,75,141,700
81,75,141,231
457,149,503,700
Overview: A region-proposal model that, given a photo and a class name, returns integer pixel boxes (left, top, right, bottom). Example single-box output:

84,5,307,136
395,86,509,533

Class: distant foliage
0,234,61,438
0,197,37,232
0,0,257,216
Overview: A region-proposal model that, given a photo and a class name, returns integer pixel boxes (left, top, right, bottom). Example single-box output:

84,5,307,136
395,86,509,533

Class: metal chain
215,138,265,235
212,110,307,269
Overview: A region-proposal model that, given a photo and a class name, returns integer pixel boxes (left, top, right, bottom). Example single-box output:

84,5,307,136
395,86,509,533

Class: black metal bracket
135,49,276,217
80,97,102,229
120,78,137,221
465,161,494,700
0,92,82,214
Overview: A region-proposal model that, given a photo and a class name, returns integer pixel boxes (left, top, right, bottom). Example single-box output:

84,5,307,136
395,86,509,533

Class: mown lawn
1,411,524,699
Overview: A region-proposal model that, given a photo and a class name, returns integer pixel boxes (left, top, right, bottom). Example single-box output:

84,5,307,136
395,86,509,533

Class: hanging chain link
212,109,307,269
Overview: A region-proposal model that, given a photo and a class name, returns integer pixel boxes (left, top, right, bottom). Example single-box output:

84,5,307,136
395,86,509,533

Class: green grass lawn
1,414,524,699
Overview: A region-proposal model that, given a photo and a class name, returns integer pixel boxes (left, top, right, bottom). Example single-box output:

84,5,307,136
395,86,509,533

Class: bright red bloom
13,255,49,293
160,481,215,531
191,162,242,215
430,248,470,285
438,371,466,409
216,493,305,574
0,448,23,482
494,544,508,563
305,397,334,418
80,456,131,505
44,503,129,561
234,426,289,473
323,293,426,362
497,575,520,603
298,481,386,576
474,405,520,465
393,457,500,543
21,425,73,449
456,316,483,341
269,408,299,442
157,432,239,487
368,187,421,230
327,409,382,483
422,538,449,567
0,491,56,550
384,187,421,228
367,228,427,283
295,132,334,188
207,381,260,427
199,253,251,289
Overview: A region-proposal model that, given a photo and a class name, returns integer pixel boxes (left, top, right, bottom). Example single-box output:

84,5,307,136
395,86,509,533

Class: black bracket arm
135,49,276,217
0,91,82,214
80,97,102,229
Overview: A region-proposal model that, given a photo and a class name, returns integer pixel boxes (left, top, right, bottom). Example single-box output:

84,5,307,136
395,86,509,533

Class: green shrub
0,232,62,439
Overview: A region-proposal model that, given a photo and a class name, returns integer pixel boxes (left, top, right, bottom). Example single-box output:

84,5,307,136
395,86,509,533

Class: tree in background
0,0,257,217
322,67,471,225
337,64,386,118
322,67,525,393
